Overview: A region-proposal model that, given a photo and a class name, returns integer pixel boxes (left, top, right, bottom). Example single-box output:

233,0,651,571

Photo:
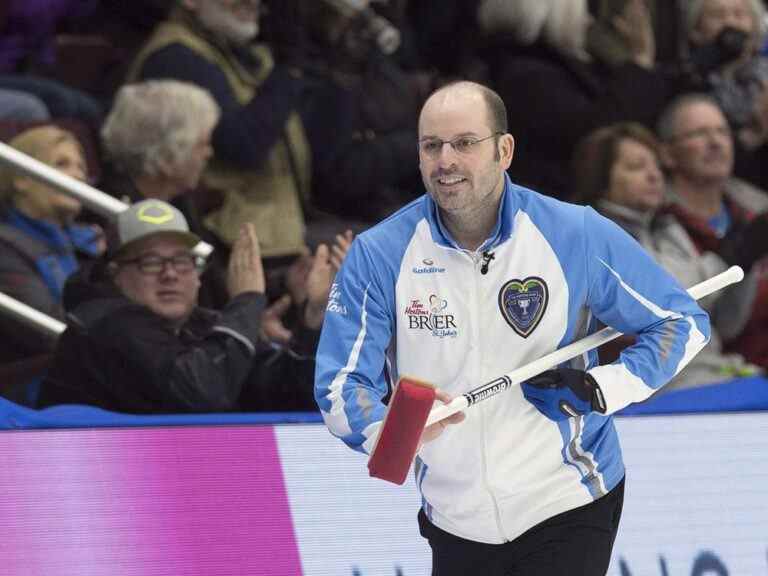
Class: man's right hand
227,223,266,297
419,389,465,448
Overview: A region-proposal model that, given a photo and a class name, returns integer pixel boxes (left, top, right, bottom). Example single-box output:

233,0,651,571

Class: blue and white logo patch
498,277,548,338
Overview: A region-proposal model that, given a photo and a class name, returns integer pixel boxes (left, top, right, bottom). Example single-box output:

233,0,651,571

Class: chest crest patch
498,277,548,338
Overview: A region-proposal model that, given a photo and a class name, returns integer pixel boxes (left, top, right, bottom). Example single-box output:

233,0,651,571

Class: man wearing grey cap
38,199,332,414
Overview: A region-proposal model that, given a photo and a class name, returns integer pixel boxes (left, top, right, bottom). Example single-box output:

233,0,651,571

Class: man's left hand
522,368,606,421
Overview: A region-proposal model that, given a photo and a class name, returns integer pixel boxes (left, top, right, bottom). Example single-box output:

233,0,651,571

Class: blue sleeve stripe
558,417,609,499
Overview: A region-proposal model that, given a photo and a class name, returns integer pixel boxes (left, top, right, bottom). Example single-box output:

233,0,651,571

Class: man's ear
499,133,515,170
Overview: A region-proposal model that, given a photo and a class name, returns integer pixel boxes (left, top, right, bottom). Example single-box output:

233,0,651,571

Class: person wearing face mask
124,0,311,266
315,81,710,575
0,126,103,403
571,121,762,390
682,0,768,187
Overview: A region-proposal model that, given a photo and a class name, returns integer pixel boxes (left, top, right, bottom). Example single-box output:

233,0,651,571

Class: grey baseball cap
108,199,200,258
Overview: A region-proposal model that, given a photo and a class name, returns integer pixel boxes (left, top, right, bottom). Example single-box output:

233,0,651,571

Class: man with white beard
125,0,311,265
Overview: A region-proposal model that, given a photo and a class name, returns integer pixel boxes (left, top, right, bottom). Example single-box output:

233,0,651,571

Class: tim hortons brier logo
405,294,458,338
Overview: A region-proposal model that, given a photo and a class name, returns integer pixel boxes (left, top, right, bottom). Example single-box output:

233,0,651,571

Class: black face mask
690,26,749,76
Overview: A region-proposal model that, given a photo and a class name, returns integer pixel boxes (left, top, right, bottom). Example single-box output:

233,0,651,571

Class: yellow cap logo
136,202,175,225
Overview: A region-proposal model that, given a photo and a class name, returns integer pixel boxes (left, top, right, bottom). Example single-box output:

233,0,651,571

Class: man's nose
436,142,459,166
158,261,180,279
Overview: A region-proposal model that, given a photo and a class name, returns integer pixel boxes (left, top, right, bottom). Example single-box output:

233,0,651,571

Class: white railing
0,291,65,338
0,140,214,338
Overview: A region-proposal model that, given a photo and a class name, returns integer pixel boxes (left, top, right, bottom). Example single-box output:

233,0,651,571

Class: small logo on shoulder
498,277,548,338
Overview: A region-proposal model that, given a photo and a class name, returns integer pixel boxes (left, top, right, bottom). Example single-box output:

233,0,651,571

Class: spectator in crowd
477,0,672,200
99,79,230,307
0,125,102,402
38,199,342,414
100,80,218,208
125,0,310,263
0,0,103,125
571,121,761,389
276,0,425,223
656,93,768,367
681,0,768,187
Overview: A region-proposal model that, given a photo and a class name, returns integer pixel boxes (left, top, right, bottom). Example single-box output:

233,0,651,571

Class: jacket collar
425,173,518,252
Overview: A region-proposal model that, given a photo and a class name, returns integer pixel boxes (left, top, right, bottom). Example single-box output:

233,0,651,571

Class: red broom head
367,377,436,485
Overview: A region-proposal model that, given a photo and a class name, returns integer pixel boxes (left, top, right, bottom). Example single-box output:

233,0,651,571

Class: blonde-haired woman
0,125,103,401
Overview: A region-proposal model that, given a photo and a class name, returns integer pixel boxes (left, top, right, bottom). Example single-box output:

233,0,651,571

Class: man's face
418,89,514,218
690,0,754,46
663,101,734,185
193,0,260,46
113,235,201,325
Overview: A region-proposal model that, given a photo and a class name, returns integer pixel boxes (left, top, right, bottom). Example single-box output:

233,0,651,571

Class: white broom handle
425,266,745,426
0,142,213,258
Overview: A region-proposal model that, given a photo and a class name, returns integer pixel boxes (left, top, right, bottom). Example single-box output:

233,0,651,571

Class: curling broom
368,265,745,485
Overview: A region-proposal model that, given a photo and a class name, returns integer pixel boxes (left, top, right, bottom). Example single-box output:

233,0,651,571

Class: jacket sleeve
97,293,267,412
0,243,62,355
582,208,711,414
314,237,395,454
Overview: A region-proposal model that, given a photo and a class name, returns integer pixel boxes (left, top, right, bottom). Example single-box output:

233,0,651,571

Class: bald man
315,81,710,575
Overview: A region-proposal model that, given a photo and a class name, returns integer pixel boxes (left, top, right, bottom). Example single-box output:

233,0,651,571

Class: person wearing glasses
38,199,340,414
314,81,711,575
655,93,768,368
570,120,762,390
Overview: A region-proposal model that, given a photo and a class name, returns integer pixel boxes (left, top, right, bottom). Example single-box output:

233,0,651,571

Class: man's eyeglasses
418,133,502,158
116,253,206,276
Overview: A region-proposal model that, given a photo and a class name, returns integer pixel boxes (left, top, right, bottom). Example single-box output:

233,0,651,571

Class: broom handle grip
425,266,744,427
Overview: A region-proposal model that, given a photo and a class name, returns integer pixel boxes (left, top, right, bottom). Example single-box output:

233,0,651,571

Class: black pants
418,477,625,576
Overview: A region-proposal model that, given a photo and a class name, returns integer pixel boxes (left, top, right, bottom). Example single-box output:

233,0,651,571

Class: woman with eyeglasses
0,125,104,405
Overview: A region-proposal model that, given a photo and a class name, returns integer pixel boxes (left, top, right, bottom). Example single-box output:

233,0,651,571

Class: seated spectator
680,0,768,188
655,93,768,368
125,0,310,261
477,0,672,200
38,199,341,414
571,121,761,390
0,126,104,404
0,125,102,402
99,79,228,307
100,79,218,207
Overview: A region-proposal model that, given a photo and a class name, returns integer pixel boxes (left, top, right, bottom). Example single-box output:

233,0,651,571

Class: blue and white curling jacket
315,175,710,544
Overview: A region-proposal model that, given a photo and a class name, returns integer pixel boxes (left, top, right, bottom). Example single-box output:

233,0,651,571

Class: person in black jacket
38,199,338,414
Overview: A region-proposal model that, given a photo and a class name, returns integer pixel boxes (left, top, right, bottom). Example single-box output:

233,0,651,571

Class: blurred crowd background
1,0,767,413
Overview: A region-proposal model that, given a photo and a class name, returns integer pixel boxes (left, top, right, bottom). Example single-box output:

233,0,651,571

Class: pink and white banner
1,414,767,575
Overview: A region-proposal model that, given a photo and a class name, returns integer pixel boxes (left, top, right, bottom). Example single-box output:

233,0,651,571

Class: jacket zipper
469,250,507,541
